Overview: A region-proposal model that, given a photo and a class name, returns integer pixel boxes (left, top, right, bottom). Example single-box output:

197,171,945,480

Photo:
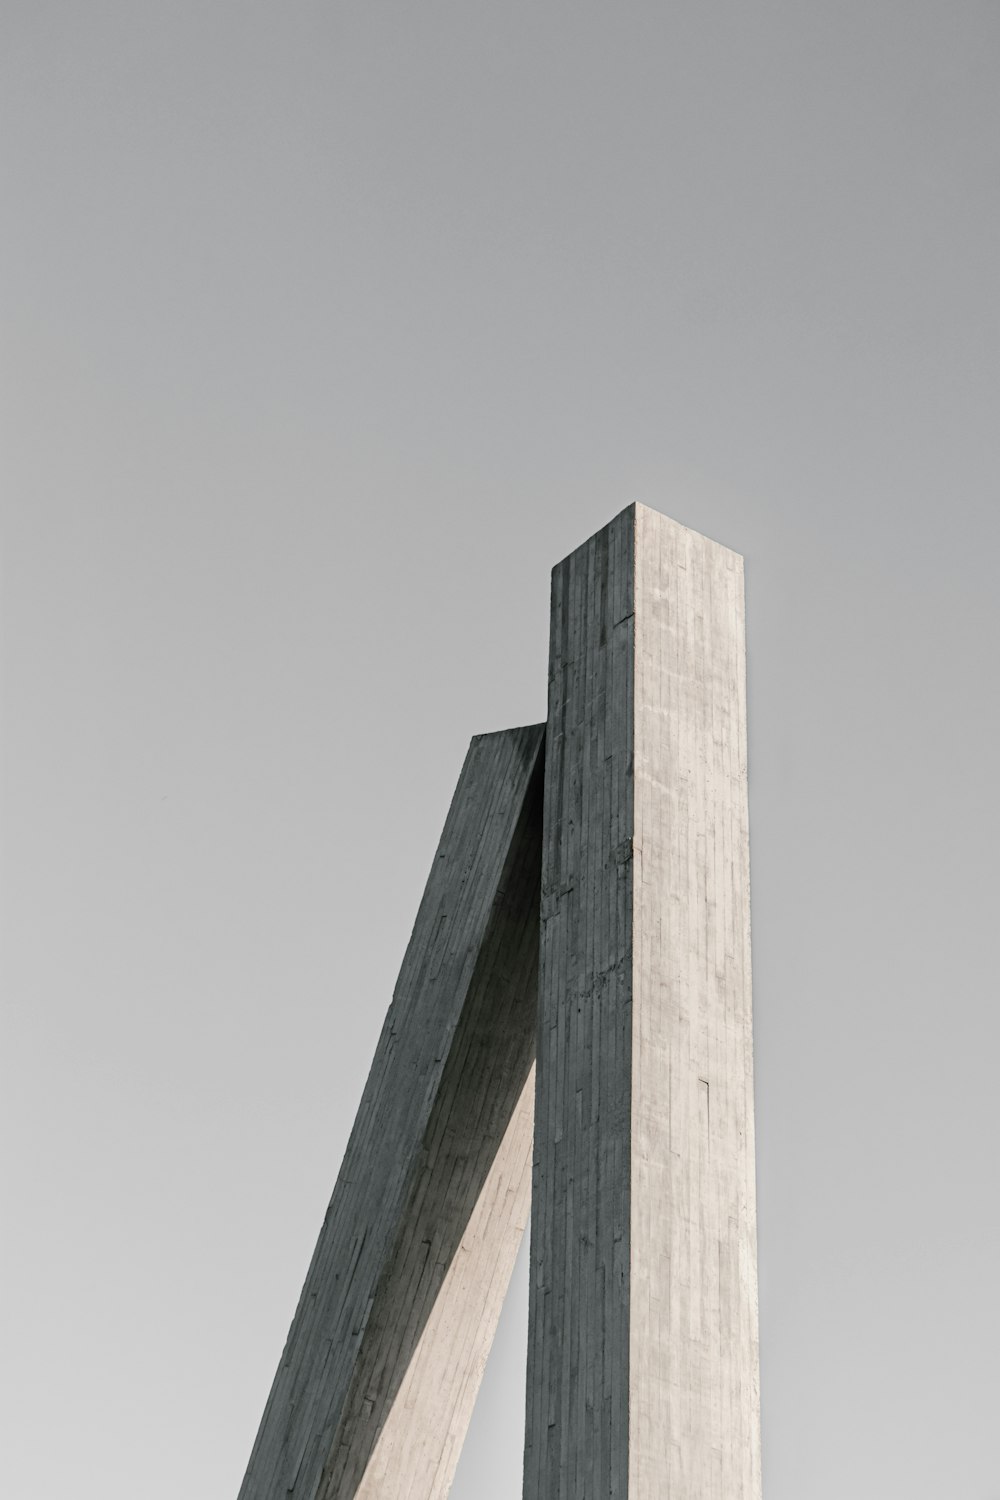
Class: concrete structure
523,506,759,1499
240,506,760,1499
239,726,544,1500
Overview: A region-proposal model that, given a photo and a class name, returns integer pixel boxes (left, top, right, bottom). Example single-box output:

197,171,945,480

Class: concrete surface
239,725,544,1500
523,505,760,1499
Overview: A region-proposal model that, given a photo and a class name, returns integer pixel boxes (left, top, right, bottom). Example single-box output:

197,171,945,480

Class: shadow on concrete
317,744,543,1498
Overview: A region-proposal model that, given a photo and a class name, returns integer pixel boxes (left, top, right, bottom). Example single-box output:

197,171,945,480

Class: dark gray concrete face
239,724,544,1500
523,506,760,1500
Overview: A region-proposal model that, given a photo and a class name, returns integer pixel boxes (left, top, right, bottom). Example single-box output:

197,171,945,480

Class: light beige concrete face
239,725,544,1500
323,1063,535,1499
523,506,760,1500
630,506,760,1500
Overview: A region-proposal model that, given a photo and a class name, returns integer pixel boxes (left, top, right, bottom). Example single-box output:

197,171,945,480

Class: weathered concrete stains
239,725,544,1500
523,506,760,1500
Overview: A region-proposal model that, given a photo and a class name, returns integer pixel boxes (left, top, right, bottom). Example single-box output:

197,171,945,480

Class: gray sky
2,3,998,1497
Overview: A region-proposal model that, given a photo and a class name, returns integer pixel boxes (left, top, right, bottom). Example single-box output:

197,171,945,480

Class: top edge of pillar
468,722,546,746
552,502,744,576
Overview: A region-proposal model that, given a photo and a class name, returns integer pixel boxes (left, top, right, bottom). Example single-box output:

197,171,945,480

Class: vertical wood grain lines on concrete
239,724,544,1500
523,505,760,1500
524,511,635,1500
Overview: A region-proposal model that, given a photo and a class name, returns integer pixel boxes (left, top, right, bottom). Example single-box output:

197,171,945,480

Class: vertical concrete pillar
523,505,760,1499
240,725,544,1500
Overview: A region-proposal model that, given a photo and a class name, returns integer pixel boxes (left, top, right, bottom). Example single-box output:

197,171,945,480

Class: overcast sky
2,4,999,1497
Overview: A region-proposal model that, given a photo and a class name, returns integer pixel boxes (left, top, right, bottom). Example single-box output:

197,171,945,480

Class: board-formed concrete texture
523,504,760,1499
239,724,544,1500
239,505,760,1499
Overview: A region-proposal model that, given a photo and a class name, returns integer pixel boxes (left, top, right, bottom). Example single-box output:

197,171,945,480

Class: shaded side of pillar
524,511,635,1500
523,504,760,1500
240,724,544,1500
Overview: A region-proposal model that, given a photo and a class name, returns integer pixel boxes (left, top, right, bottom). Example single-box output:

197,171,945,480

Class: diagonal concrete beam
523,505,760,1499
240,724,544,1500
